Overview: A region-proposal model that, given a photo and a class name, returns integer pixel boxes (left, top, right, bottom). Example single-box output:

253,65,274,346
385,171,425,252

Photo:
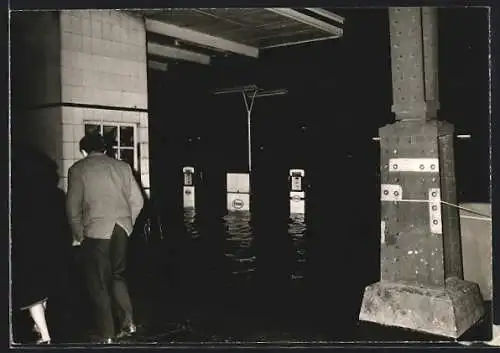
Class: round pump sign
232,199,245,209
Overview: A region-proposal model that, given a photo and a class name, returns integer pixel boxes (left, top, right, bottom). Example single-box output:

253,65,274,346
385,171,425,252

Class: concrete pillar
359,7,485,338
12,10,150,194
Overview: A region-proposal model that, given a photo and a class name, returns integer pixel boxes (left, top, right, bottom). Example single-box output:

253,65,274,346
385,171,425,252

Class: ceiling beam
148,60,168,71
266,8,343,37
261,35,338,49
145,19,259,58
304,8,345,24
147,42,211,65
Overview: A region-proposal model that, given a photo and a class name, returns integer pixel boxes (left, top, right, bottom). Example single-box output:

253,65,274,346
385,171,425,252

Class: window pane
103,125,117,154
103,126,117,143
107,147,118,159
120,149,134,168
120,126,134,147
85,124,100,135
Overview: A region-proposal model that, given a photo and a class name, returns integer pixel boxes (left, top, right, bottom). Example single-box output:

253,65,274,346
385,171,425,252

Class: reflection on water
288,214,307,281
183,208,200,239
183,208,308,283
223,211,255,279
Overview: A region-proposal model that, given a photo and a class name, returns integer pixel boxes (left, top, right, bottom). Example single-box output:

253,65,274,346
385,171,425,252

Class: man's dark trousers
81,224,134,339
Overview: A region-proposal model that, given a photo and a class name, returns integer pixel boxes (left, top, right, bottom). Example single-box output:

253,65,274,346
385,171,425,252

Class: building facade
11,10,151,194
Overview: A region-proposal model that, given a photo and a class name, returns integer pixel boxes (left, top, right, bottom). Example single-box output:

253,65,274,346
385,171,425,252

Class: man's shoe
100,338,114,344
116,324,137,339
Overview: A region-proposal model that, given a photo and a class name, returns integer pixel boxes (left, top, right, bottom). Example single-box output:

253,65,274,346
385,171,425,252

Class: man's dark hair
79,133,106,154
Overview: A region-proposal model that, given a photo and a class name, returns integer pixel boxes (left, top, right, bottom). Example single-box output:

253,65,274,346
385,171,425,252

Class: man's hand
72,239,81,247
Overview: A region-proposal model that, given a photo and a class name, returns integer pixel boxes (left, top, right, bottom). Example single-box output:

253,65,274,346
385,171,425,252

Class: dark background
147,6,490,292
6,5,493,341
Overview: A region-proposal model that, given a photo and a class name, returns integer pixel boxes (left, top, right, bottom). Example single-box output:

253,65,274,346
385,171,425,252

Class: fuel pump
289,169,306,215
182,166,195,209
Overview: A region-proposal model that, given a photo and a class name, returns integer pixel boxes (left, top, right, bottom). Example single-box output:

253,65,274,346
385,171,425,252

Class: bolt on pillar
359,7,485,338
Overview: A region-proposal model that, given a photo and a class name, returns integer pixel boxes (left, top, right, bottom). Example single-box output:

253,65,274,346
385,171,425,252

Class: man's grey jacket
67,152,144,242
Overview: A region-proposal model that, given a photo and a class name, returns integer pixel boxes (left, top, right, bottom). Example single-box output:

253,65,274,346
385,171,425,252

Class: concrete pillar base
359,277,485,338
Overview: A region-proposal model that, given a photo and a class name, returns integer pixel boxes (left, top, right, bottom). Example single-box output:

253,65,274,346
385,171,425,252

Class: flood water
126,189,375,342
129,190,491,343
183,209,307,285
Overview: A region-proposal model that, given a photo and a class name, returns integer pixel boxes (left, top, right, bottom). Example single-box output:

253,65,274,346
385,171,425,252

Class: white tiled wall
59,10,148,109
58,10,150,193
14,10,150,193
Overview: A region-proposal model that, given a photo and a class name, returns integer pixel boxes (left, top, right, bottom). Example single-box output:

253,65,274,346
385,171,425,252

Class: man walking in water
67,133,144,343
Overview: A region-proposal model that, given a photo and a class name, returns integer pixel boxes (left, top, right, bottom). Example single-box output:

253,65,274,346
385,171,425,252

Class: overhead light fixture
212,85,288,172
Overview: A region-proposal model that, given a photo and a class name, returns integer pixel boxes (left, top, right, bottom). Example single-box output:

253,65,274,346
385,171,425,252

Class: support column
359,7,485,338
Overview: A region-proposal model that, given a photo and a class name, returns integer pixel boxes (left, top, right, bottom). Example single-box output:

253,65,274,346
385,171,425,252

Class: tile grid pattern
58,10,150,193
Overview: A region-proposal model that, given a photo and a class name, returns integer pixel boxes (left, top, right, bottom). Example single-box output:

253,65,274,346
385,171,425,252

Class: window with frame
84,122,138,171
